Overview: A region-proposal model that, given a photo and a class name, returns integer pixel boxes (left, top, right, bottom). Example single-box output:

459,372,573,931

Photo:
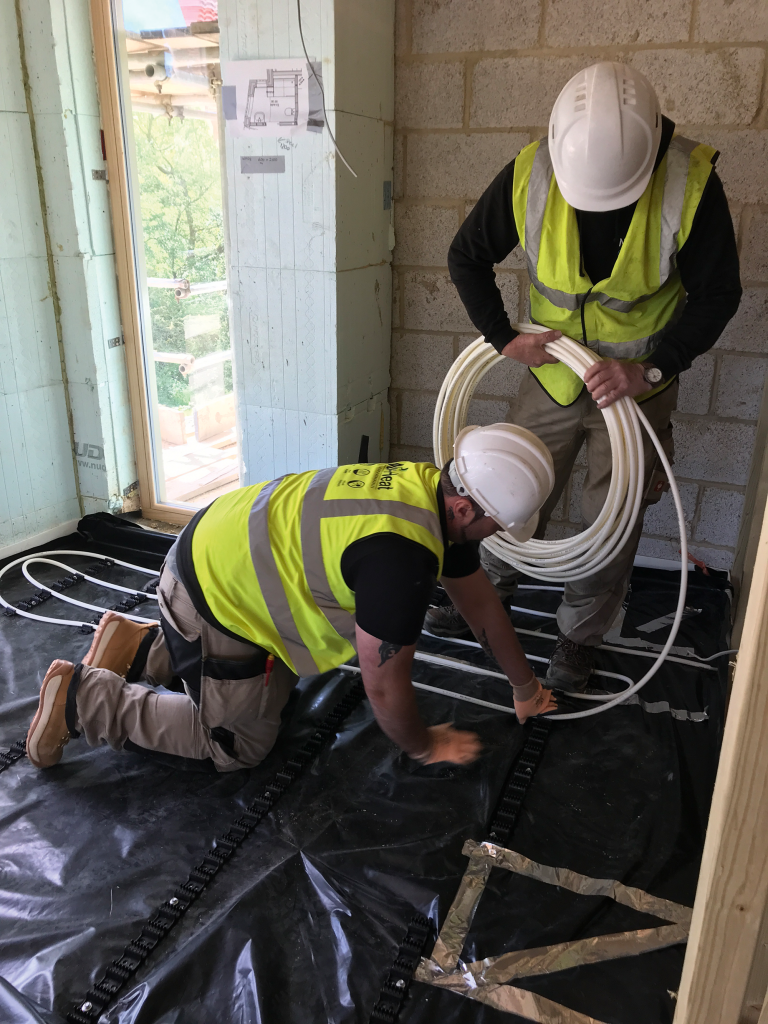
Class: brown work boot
84,611,159,678
26,660,78,768
546,632,596,693
424,602,473,639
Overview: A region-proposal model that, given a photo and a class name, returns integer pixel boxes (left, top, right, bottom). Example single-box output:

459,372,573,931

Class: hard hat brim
557,169,654,213
499,511,539,543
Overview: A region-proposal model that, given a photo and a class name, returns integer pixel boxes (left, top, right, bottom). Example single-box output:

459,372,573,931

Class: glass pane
114,0,239,508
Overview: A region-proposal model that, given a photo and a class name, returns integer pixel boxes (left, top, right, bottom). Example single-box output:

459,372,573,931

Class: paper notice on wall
221,59,310,138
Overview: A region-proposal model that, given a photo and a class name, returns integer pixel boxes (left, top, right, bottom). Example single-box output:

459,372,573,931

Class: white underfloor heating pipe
0,479,727,723
433,325,691,721
0,551,159,628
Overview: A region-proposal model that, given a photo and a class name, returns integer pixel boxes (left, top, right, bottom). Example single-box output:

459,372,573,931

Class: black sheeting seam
65,678,366,1024
368,718,551,1023
0,738,26,774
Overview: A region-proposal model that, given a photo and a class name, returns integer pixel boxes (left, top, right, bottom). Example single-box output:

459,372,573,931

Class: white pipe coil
432,325,689,721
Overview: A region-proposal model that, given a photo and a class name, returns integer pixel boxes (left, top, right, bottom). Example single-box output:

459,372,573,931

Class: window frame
90,0,226,525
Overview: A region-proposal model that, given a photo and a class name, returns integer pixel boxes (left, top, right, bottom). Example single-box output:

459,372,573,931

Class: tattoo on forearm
378,641,403,667
477,628,494,660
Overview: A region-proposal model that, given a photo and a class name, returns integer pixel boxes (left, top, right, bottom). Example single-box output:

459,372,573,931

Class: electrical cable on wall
296,0,358,178
433,325,693,722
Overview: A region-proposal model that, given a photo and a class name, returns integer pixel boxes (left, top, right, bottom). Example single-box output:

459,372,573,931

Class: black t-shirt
340,484,479,644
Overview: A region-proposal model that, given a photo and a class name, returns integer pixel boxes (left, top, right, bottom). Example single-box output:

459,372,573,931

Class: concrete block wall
390,0,768,571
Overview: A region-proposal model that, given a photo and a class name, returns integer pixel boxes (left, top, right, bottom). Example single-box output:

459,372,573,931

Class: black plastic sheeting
0,514,731,1024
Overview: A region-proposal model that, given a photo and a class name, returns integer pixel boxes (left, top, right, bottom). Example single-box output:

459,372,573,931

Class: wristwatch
642,363,664,386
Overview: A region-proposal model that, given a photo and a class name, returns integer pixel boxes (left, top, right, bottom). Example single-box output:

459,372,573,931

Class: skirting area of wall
389,0,768,571
0,518,81,562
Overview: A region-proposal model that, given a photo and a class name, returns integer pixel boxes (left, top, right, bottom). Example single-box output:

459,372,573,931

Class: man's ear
451,496,476,522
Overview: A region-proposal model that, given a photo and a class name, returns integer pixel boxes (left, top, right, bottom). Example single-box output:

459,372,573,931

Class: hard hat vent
548,61,662,212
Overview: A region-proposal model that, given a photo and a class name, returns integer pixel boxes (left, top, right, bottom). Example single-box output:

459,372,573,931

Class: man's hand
419,722,483,765
584,359,651,409
514,679,558,723
501,330,561,367
356,624,482,763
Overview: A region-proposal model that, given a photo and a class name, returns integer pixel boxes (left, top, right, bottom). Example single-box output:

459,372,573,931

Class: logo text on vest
377,463,408,490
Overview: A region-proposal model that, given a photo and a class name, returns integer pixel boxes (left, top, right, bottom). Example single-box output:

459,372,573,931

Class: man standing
428,61,742,692
26,425,557,773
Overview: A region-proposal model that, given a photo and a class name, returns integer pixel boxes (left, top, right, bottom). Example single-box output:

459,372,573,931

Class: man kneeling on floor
27,424,558,773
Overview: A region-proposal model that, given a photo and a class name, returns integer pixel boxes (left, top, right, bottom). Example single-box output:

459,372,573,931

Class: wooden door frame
90,0,192,526
674,480,768,1023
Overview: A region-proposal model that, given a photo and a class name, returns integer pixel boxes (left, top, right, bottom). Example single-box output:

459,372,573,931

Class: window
107,0,238,514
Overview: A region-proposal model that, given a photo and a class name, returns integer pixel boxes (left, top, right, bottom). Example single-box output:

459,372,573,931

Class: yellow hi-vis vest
190,462,444,676
512,135,718,406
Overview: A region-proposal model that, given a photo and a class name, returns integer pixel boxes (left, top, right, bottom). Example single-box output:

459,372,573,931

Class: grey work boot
423,602,473,639
546,633,596,693
424,599,517,642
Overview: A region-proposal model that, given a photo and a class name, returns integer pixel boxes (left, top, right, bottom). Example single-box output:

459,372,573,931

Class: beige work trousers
481,371,679,646
72,568,297,771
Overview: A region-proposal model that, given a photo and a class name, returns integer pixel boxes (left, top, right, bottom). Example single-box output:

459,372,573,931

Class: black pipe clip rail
369,914,433,1022
4,563,157,621
65,677,366,1024
50,574,85,592
487,718,550,846
4,574,86,617
368,718,551,1023
15,589,54,611
110,593,149,614
0,738,26,775
87,561,115,573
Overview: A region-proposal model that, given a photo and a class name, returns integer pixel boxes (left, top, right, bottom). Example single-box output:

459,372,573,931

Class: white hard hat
451,423,555,542
549,62,661,212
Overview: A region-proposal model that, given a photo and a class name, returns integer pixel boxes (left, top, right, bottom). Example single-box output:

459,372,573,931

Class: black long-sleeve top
448,122,742,381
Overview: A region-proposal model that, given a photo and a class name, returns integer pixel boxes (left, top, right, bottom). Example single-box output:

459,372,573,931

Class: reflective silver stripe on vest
527,267,586,311
300,469,357,645
588,324,668,360
523,135,699,318
300,470,444,641
585,303,684,359
523,140,553,276
248,476,321,677
659,135,699,285
318,498,443,536
523,139,590,311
